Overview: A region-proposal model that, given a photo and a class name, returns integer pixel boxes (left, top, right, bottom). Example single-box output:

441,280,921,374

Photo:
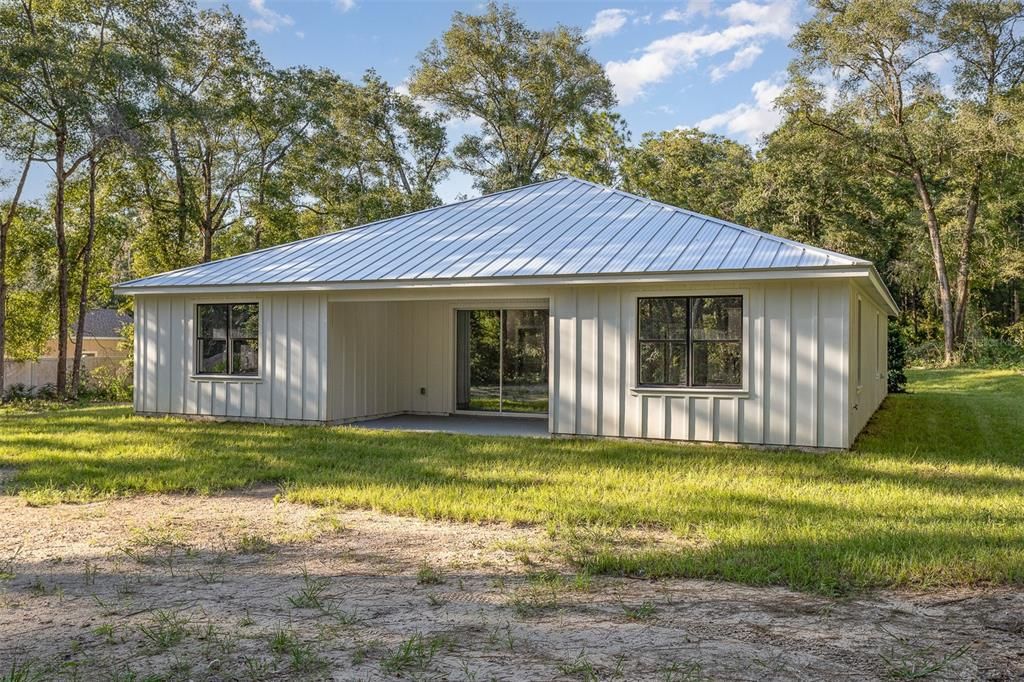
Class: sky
9,0,806,203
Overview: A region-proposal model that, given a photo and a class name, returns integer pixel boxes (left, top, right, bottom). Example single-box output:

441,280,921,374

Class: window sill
629,386,748,398
190,374,263,383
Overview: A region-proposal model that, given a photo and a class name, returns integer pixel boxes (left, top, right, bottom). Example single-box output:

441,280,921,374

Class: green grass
2,369,1022,594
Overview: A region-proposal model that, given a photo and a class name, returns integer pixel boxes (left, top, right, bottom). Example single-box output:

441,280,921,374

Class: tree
0,0,156,396
130,7,267,268
540,111,630,186
788,0,1024,363
289,70,449,231
0,119,34,394
622,128,753,223
410,2,615,193
741,115,914,270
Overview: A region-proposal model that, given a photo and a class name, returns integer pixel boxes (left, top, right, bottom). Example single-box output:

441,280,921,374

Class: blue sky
224,0,804,201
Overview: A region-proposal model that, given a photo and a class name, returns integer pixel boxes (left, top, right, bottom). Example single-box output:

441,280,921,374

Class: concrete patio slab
348,414,550,438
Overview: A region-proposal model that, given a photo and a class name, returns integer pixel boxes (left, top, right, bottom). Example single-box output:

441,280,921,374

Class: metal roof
118,177,869,291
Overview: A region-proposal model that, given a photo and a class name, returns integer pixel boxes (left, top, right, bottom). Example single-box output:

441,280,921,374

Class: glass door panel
456,310,501,412
456,308,548,414
502,309,548,413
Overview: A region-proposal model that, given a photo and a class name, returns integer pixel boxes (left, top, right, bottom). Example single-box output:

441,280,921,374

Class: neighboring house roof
81,308,133,338
116,177,896,313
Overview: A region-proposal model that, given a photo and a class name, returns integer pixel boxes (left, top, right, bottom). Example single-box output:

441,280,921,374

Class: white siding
549,280,853,448
134,293,328,422
847,284,889,446
134,278,885,448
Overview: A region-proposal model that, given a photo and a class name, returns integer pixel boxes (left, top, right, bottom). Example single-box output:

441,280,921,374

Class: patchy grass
1,369,1022,594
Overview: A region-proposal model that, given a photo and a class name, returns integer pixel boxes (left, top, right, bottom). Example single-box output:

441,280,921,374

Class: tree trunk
0,134,34,396
910,168,956,365
71,154,98,397
54,127,71,398
952,164,982,344
1013,284,1020,325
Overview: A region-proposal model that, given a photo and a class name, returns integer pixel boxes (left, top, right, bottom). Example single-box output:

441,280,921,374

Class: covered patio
348,413,550,437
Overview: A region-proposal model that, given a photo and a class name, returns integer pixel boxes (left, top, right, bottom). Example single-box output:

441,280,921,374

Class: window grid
195,303,259,376
637,295,743,388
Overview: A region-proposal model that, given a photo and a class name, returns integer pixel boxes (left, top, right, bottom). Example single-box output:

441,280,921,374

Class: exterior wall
325,295,546,423
41,336,126,359
134,293,328,422
132,278,886,448
848,283,889,444
549,280,853,448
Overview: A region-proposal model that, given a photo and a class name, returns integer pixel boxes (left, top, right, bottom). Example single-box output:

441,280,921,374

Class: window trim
191,301,263,381
635,293,745,391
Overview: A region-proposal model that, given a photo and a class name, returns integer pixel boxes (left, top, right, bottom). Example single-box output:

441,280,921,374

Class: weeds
287,568,329,609
138,610,189,650
237,533,272,554
381,633,451,675
623,601,656,620
416,563,445,585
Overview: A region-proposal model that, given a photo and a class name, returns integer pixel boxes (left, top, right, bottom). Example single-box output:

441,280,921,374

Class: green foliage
624,128,753,223
888,322,908,393
2,370,1024,593
410,2,615,192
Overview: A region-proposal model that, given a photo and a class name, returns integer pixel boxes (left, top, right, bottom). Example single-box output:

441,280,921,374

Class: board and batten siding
326,300,454,422
134,293,328,422
549,280,853,449
848,284,889,442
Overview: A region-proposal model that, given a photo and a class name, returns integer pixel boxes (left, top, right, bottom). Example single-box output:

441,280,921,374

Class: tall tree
132,7,267,267
0,120,34,395
289,70,449,231
0,0,152,396
788,0,1024,363
410,2,615,193
622,128,754,223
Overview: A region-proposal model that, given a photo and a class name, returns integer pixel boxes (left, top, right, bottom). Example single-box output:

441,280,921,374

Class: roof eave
114,265,883,297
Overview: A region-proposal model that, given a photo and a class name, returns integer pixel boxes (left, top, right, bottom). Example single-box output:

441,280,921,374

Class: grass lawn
2,369,1022,594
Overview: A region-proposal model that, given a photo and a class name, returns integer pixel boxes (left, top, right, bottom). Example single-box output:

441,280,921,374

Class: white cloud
335,0,357,12
694,78,786,143
606,0,795,104
585,9,633,41
661,0,713,22
709,43,763,81
294,30,305,40
247,0,293,33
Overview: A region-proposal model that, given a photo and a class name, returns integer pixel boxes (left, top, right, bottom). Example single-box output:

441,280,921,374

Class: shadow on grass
2,369,1023,592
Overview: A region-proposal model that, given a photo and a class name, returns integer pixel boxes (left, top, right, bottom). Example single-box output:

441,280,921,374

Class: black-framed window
638,295,742,388
196,303,259,376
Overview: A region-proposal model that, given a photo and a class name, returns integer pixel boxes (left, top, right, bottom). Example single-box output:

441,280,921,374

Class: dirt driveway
0,488,1021,681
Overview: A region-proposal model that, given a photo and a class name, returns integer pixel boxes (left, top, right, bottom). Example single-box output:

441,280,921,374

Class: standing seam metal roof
118,177,869,289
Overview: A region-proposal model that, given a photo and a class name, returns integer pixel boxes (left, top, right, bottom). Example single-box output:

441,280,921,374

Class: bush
80,363,133,403
887,322,907,393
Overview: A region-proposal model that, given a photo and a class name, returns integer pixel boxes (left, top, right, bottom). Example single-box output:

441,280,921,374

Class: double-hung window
638,295,742,388
196,303,259,376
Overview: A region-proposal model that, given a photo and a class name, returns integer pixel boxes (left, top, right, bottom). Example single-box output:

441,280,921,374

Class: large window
196,303,259,376
638,295,742,388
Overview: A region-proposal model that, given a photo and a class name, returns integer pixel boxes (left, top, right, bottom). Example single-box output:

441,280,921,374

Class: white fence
3,357,123,390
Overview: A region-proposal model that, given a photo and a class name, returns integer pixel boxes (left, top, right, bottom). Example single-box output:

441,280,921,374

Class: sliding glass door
456,309,548,414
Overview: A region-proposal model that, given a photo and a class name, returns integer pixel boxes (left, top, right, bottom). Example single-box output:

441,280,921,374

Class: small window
196,303,259,376
638,295,742,388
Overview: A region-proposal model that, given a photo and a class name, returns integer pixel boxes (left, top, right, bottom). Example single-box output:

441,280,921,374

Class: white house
115,177,897,449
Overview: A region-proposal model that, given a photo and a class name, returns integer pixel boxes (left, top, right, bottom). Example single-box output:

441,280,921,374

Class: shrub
887,321,907,393
80,363,133,402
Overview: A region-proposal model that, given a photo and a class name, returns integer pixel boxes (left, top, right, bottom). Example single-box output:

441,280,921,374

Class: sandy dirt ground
0,488,1022,681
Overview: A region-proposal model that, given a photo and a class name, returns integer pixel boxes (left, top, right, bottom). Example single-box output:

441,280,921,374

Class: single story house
114,177,897,449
